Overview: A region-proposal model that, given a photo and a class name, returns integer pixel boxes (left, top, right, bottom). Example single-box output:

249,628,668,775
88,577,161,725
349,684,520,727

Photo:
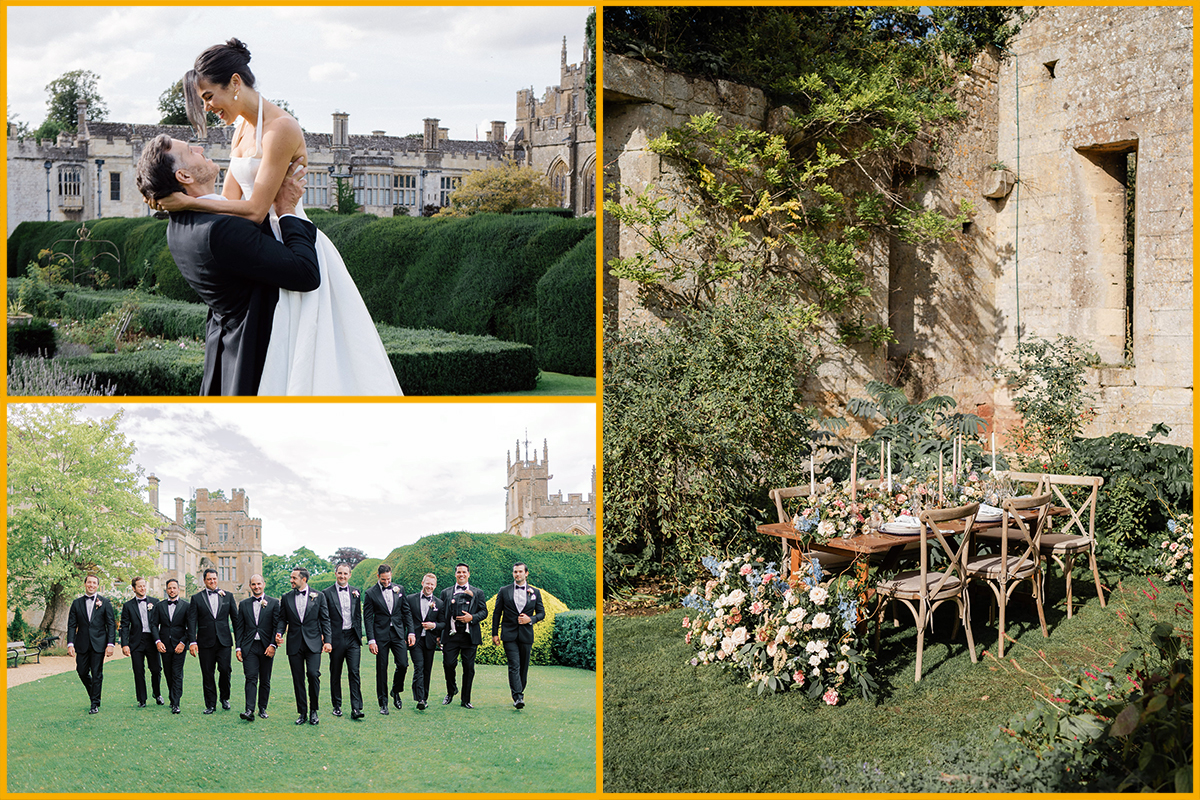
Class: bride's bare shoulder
261,105,304,154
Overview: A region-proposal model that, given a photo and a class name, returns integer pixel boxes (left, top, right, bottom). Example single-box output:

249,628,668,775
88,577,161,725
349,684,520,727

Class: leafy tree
262,547,333,597
157,79,217,127
585,11,597,130
182,488,226,532
329,547,368,569
32,118,67,143
7,405,158,633
40,69,108,134
7,105,30,138
440,162,560,216
334,177,358,214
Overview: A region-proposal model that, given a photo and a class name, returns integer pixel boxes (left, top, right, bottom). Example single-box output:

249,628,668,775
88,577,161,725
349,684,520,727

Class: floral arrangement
681,551,877,704
1160,513,1193,585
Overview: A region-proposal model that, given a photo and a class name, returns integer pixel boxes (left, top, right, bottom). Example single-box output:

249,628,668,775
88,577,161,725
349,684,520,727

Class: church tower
505,433,595,538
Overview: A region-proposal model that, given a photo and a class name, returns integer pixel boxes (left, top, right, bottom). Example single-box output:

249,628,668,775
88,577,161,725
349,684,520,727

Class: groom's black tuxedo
166,210,320,396
276,588,330,717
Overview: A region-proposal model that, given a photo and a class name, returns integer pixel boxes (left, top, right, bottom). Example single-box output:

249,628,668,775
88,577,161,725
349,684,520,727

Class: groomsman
275,567,331,725
363,564,415,714
234,574,280,722
150,578,189,713
188,568,238,713
439,563,488,709
322,563,365,720
119,576,164,707
405,573,442,710
66,574,116,713
492,562,546,709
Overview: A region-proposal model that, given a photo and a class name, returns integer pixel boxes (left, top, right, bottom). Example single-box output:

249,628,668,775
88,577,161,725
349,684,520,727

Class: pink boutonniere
352,590,359,598
218,590,226,597
430,602,438,612
260,598,268,608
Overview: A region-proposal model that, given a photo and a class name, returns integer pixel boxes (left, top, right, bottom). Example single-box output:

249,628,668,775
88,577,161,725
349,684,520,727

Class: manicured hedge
551,610,596,670
536,232,596,376
56,347,207,395
7,319,56,359
58,290,208,340
474,587,569,667
379,325,537,395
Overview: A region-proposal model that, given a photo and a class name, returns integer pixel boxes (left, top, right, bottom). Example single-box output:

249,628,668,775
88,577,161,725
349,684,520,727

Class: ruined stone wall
993,6,1193,445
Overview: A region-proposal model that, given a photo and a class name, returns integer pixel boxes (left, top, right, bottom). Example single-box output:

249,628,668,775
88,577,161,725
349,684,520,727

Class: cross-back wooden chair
963,492,1052,657
1035,473,1106,617
768,484,854,580
874,502,979,682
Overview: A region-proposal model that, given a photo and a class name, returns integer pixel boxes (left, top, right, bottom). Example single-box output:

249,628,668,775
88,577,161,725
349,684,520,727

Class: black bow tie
138,598,148,602
298,591,307,597
167,601,177,606
339,587,348,592
208,590,219,596
252,596,263,601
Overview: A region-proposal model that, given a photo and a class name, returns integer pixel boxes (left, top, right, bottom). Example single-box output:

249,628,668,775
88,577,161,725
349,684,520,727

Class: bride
159,38,402,396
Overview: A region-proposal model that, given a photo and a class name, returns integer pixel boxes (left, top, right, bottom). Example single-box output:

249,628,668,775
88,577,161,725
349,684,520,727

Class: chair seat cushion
1039,533,1091,554
876,571,962,599
964,554,1037,580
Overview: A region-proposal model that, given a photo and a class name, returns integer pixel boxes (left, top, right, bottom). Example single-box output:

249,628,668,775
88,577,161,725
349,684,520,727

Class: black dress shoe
88,706,100,714
137,701,147,708
379,705,389,715
309,712,319,725
240,711,255,722
350,709,365,720
392,692,403,710
516,693,525,709
460,701,474,709
171,706,180,714
258,710,269,719
296,715,308,725
203,707,215,715
332,706,342,717
221,700,231,711
155,696,165,705
417,700,427,711
442,694,455,705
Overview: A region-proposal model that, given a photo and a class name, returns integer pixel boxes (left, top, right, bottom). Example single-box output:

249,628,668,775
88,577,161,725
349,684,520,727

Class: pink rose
682,616,690,628
750,601,764,615
823,688,839,705
739,564,753,576
792,670,805,686
685,633,692,644
763,573,774,583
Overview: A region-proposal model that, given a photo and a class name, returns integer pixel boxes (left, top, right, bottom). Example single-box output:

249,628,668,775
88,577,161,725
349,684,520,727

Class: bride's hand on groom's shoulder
155,192,193,213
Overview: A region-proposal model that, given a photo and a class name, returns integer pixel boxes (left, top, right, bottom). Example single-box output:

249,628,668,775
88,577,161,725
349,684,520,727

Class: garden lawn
9,654,595,793
486,371,595,396
602,576,1187,792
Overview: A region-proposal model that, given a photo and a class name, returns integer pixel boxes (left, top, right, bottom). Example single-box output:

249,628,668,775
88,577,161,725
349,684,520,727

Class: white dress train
227,106,403,395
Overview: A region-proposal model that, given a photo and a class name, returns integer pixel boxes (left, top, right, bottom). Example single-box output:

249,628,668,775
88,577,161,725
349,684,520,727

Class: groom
134,134,320,395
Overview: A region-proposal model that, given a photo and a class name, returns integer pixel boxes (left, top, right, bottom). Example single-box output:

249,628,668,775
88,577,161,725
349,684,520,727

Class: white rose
809,587,829,604
721,637,736,655
840,644,851,655
785,607,806,625
817,520,836,538
811,612,831,629
809,654,822,666
727,589,746,607
731,627,748,646
775,626,789,644
836,660,849,674
766,642,777,658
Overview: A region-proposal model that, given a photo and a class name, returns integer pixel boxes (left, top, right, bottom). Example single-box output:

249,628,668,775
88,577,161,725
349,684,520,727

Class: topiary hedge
552,610,596,670
56,347,207,395
7,318,57,359
536,231,596,376
379,325,538,395
474,586,569,667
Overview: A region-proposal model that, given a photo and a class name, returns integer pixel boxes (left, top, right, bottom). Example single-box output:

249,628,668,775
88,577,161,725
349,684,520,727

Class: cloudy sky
7,5,593,140
27,402,597,561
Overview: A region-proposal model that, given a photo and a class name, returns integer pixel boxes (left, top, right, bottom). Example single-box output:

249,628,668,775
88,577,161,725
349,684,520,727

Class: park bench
7,639,42,667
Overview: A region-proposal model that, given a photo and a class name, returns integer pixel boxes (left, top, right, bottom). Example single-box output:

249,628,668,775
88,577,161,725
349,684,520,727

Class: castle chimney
332,112,349,148
175,497,184,525
490,120,506,143
148,475,160,512
423,118,440,151
561,35,567,67
76,99,89,140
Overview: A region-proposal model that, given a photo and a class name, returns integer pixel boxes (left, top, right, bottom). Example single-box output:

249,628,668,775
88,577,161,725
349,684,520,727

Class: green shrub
551,610,596,670
379,325,538,395
7,318,56,359
56,348,205,395
474,587,568,667
512,207,575,217
536,232,596,376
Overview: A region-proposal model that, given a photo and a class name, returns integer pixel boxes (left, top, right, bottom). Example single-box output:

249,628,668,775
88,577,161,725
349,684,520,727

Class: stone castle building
604,6,1193,447
7,34,596,233
146,476,264,596
505,436,596,538
509,36,597,216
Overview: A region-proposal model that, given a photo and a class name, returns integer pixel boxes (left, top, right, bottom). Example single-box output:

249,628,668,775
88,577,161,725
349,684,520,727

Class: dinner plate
880,522,922,535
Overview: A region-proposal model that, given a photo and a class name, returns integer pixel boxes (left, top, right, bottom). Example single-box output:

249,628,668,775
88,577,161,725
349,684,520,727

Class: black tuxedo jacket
66,594,116,654
405,591,443,651
119,596,159,649
187,589,238,648
491,584,546,644
234,595,281,653
322,584,363,646
166,211,320,396
363,583,414,646
276,589,331,655
149,597,190,648
439,584,488,646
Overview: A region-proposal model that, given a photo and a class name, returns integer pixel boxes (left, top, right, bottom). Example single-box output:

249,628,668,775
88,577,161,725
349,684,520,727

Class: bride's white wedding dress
227,105,403,395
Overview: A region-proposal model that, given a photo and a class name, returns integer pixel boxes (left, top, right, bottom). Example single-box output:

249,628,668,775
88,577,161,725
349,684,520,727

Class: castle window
109,172,121,202
548,162,569,208
218,522,229,543
57,165,83,209
397,174,416,206
219,556,235,582
440,176,460,207
304,170,329,208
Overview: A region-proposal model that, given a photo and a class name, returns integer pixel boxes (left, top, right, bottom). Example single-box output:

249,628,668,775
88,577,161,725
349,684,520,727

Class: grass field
602,576,1187,792
9,653,596,793
488,371,595,396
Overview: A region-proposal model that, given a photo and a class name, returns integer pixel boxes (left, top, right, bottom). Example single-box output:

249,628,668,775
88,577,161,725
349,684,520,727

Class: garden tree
182,488,226,532
585,10,597,130
334,177,358,214
262,546,333,597
36,69,108,139
7,405,158,633
603,6,1029,587
328,547,368,569
157,79,218,128
440,162,560,216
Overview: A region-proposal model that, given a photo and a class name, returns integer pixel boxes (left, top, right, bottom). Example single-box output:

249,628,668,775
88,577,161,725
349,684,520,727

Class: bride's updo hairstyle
183,38,256,137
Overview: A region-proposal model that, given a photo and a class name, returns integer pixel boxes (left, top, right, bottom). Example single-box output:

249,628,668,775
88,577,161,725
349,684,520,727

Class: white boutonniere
352,590,359,599
392,585,400,595
430,601,438,612
218,590,226,597
93,595,102,605
260,598,268,608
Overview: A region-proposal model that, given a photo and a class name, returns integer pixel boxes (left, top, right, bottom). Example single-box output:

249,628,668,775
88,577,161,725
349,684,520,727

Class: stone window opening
109,172,121,202
57,165,83,209
1044,60,1058,79
1074,141,1137,365
218,522,229,543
